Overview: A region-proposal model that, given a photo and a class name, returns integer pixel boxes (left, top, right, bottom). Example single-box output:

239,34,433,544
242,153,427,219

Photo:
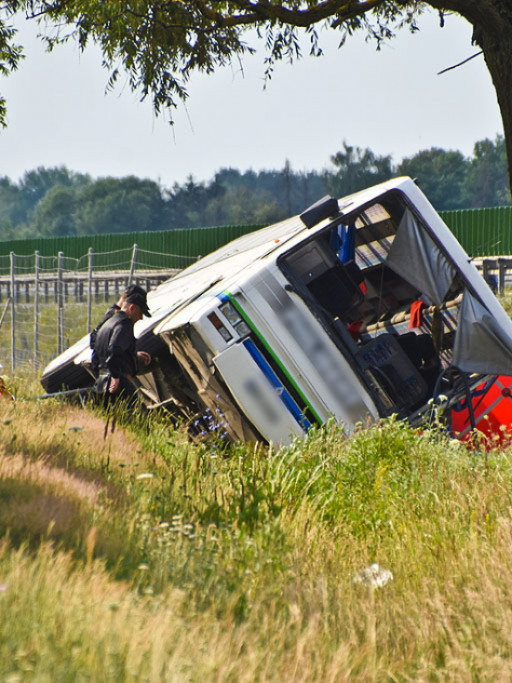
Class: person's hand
109,376,120,393
137,351,151,366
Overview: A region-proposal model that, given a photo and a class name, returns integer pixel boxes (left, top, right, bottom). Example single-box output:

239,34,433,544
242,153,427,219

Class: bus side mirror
300,196,339,229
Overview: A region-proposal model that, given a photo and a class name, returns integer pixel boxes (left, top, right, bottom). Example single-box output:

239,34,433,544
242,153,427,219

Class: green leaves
0,13,24,127
0,0,424,125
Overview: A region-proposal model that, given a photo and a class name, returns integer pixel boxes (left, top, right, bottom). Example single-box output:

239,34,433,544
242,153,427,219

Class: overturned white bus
41,177,512,445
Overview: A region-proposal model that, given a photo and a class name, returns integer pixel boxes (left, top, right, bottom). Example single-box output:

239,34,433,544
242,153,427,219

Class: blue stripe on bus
243,338,312,432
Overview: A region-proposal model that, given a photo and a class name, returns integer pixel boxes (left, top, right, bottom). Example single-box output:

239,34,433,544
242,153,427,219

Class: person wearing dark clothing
90,284,147,370
92,290,152,407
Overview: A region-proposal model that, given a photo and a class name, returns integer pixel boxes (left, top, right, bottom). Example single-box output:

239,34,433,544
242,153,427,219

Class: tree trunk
430,1,512,195
444,1,512,198
481,43,512,199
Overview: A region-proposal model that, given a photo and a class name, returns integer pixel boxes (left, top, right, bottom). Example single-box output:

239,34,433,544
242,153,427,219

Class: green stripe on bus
224,291,323,426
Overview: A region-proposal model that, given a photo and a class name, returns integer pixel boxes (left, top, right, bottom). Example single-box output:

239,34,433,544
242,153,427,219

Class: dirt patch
53,407,146,468
0,401,164,507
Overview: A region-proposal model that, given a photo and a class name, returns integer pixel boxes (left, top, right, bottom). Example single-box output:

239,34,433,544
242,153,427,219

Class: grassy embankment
2,390,512,679
0,293,512,679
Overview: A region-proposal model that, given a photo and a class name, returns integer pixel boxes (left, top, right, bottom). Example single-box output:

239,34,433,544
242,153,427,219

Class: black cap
125,291,151,317
124,284,147,298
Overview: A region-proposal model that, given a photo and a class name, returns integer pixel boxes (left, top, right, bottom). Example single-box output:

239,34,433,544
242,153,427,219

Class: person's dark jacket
90,304,120,374
90,304,120,349
93,311,138,380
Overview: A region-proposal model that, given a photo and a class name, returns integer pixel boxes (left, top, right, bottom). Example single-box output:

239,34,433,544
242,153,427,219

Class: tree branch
437,50,483,75
202,0,385,29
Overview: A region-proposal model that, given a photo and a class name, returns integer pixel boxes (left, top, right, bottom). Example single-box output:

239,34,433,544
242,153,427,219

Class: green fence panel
440,206,512,257
2,206,512,273
0,223,262,273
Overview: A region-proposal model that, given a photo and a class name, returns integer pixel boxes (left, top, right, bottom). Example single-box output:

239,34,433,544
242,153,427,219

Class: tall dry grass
2,393,512,679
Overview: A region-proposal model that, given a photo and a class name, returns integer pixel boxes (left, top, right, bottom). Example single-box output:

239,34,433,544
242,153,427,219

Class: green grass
2,395,512,679
0,291,511,678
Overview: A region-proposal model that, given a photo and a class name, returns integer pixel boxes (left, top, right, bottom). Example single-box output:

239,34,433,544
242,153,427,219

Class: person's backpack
90,304,120,373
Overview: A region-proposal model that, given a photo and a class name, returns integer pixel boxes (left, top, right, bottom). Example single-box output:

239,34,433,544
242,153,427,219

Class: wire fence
1,244,511,379
0,245,193,376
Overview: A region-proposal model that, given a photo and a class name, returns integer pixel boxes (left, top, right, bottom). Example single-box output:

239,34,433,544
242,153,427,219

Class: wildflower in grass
136,472,155,480
138,563,149,571
354,564,393,589
194,405,232,457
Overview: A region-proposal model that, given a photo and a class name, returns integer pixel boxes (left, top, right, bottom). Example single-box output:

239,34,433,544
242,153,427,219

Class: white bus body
41,177,512,445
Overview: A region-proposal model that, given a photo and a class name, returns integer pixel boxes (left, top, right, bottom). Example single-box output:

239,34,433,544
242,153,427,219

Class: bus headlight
219,301,242,326
207,312,233,342
234,320,251,337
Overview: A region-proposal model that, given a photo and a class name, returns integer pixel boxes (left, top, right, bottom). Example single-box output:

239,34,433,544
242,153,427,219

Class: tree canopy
0,2,428,126
0,137,509,240
1,2,512,189
325,143,394,199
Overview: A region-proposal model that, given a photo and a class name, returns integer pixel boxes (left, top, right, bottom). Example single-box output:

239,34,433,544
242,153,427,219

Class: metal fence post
57,251,64,354
87,247,94,331
34,250,40,369
482,259,492,287
498,257,506,296
128,244,138,284
10,251,15,373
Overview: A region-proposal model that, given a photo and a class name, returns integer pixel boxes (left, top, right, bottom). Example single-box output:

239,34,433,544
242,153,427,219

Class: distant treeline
0,135,509,240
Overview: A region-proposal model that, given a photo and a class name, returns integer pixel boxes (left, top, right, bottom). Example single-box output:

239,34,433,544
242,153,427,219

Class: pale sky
0,8,504,189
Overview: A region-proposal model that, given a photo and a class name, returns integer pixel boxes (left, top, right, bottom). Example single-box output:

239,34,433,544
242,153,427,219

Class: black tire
40,362,94,394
